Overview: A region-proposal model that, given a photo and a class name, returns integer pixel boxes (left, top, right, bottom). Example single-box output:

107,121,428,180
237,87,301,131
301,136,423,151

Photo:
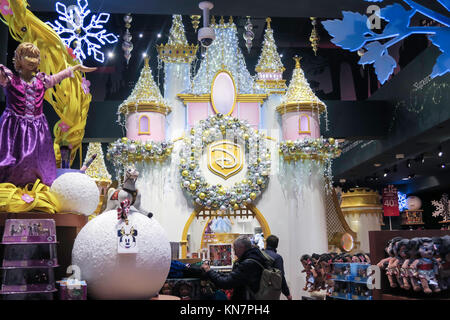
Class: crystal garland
278,137,341,192
189,21,263,95
179,114,271,211
106,138,173,183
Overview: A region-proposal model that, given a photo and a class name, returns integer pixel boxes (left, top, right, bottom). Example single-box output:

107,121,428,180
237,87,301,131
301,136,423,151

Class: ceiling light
280,54,283,58
157,33,161,38
383,169,389,177
406,160,411,168
438,146,443,157
441,163,446,169
139,33,143,38
107,51,114,58
402,177,409,181
374,163,382,167
396,154,405,159
142,52,147,57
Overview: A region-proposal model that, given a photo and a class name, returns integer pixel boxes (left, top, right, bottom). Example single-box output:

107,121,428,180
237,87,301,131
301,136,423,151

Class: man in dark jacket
201,235,268,300
264,235,292,300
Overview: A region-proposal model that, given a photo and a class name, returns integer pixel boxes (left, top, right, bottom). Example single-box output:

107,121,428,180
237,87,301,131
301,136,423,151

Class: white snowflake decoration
431,193,450,221
398,192,407,212
46,0,118,63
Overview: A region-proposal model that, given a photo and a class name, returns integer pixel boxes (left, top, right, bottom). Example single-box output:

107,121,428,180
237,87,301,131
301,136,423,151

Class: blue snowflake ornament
46,0,118,63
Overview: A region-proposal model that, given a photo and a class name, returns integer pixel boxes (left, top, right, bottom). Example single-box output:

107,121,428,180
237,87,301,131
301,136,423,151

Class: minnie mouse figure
411,238,441,294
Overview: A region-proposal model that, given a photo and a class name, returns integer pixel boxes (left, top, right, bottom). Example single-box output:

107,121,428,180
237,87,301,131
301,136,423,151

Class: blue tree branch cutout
322,0,450,84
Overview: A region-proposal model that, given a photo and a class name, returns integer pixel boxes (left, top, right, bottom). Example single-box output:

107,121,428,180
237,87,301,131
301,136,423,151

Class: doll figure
392,238,410,289
319,254,334,295
411,238,441,294
300,254,315,291
401,237,422,292
376,237,402,288
0,43,96,186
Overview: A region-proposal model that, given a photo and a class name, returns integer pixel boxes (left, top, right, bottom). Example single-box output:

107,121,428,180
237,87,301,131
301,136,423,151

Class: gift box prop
57,279,87,300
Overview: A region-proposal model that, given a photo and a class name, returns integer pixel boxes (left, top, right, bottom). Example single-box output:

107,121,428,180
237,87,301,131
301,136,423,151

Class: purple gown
0,65,74,186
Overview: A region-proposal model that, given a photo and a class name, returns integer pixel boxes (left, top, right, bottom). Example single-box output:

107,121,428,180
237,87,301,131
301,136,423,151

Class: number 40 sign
383,185,399,217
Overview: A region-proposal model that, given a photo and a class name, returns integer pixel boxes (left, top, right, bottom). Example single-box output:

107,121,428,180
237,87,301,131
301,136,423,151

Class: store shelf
0,212,87,229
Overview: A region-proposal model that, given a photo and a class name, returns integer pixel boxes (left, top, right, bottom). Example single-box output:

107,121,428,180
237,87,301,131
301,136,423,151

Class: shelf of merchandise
0,212,88,283
369,230,450,300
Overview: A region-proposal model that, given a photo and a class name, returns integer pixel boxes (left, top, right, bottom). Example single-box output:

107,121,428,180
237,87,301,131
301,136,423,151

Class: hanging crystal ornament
243,16,254,54
309,17,320,56
122,13,133,64
191,15,201,33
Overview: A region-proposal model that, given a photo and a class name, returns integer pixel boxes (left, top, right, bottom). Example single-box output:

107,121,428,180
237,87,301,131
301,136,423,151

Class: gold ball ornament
182,170,189,177
328,138,335,145
250,193,257,200
233,204,240,210
121,137,128,143
145,144,153,150
189,183,197,191
257,178,263,185
199,192,206,200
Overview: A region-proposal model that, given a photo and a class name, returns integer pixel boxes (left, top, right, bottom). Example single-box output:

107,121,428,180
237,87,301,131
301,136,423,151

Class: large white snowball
72,210,171,299
51,172,99,216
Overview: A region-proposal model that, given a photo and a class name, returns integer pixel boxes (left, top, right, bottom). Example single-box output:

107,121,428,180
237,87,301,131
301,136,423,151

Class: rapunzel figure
0,42,96,186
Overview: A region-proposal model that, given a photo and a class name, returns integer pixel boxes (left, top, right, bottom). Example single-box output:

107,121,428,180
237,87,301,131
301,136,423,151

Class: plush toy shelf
369,230,450,300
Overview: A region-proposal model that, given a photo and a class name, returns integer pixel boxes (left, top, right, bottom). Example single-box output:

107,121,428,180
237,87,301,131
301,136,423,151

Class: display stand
0,219,58,300
400,210,424,230
329,263,372,300
369,230,450,300
0,212,88,282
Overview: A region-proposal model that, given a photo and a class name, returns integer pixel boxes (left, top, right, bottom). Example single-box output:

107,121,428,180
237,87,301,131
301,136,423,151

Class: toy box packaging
2,219,56,243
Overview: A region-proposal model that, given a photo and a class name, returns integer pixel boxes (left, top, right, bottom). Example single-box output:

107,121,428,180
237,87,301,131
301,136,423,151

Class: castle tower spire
157,14,198,64
255,17,286,93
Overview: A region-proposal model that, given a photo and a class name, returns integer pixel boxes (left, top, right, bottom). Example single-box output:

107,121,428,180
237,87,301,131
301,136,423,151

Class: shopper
264,234,292,300
201,235,268,300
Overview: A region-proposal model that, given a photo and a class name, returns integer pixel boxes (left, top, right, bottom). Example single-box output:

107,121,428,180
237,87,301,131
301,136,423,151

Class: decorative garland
179,114,271,211
279,137,341,190
107,138,173,169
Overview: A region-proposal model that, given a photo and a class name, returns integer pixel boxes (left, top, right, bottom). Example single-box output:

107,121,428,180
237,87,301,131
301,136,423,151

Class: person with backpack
201,235,282,300
263,235,293,300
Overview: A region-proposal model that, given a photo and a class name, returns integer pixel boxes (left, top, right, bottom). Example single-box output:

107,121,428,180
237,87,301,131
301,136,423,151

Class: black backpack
247,251,282,300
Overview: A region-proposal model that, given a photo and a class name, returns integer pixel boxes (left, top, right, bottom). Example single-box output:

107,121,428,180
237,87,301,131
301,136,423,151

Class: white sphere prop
72,210,171,299
407,196,422,210
51,173,99,216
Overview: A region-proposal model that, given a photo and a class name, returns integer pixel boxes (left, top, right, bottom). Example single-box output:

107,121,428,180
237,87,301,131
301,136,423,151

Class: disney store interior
0,0,448,301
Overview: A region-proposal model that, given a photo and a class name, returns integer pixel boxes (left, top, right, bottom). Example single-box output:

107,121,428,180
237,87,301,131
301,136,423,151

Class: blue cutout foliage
322,0,450,84
321,11,371,52
359,41,397,83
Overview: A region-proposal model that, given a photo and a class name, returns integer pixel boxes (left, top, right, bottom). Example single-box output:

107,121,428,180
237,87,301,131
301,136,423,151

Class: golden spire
220,16,225,24
229,16,233,24
144,57,150,67
84,142,112,183
118,58,171,115
293,55,302,69
266,17,272,30
157,14,198,64
276,55,326,114
211,15,216,25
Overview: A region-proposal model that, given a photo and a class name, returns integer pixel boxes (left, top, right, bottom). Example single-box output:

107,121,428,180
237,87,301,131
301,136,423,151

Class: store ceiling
29,0,401,18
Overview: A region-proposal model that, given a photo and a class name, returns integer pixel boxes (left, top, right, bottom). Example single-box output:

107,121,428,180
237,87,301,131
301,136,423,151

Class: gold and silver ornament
243,16,255,53
122,13,133,64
